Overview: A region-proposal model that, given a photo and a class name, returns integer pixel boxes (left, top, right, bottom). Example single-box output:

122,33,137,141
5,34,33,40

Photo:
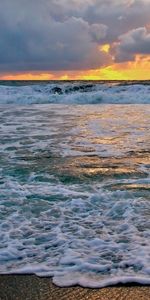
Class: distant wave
0,82,150,104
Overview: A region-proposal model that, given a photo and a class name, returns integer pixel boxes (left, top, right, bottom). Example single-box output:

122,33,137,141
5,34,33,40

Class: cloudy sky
0,0,150,79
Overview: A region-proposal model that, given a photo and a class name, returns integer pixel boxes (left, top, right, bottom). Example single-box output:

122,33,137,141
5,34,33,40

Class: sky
0,0,150,80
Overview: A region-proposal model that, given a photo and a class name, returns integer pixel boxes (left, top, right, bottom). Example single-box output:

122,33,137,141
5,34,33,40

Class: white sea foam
0,178,150,287
0,82,150,104
0,104,150,288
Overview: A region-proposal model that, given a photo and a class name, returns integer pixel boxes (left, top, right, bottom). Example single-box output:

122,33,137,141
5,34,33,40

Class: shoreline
0,275,150,300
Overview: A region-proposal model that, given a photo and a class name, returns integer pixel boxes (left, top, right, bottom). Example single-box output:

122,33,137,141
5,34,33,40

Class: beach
0,275,150,300
0,0,150,296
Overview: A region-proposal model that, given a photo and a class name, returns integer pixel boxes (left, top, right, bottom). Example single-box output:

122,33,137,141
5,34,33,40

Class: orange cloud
85,55,150,80
0,55,149,81
1,73,54,80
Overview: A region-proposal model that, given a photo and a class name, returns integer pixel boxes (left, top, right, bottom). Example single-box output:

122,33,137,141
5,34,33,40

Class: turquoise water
0,82,150,287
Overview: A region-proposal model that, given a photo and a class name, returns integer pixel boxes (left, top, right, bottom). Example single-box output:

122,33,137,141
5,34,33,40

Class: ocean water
0,81,150,288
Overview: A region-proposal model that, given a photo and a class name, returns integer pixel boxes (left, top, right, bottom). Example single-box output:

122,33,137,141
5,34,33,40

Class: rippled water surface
0,103,150,287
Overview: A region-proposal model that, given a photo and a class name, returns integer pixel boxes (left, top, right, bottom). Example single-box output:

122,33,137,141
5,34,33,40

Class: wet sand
0,275,150,300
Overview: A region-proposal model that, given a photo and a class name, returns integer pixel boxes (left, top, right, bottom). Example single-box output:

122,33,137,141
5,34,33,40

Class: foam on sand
0,102,150,288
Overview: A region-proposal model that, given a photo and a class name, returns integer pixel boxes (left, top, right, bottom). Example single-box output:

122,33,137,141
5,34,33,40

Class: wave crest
0,82,150,104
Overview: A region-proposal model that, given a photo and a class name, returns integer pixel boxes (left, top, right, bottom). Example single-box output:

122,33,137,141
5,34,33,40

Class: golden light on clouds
0,0,150,80
80,55,150,80
1,55,149,81
1,73,54,81
100,44,110,53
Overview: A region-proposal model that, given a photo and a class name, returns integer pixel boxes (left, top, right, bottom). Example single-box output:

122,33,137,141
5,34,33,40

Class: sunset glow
100,44,110,54
1,55,150,81
0,0,150,80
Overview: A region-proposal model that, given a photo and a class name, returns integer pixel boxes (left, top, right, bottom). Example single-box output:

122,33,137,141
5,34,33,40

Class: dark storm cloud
0,0,149,72
84,0,150,43
113,27,150,62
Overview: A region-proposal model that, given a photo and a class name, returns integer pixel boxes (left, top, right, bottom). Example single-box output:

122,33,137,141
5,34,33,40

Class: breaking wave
0,81,150,104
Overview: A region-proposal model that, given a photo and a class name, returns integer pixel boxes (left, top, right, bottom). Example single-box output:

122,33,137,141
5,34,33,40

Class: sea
0,80,150,288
